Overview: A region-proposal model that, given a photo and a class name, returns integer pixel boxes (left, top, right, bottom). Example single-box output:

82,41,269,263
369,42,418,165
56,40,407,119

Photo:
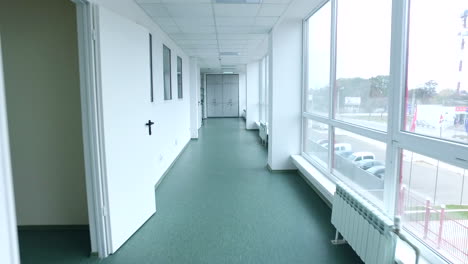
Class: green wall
0,0,88,225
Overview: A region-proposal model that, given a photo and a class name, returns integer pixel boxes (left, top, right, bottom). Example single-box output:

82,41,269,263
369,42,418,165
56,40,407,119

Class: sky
307,0,468,92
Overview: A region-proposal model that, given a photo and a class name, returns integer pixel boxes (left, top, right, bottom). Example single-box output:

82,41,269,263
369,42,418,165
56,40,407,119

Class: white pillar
268,18,302,170
189,57,200,138
246,62,260,130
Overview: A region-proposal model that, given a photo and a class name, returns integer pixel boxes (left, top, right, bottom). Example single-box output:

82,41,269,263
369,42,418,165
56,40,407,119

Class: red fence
400,187,468,264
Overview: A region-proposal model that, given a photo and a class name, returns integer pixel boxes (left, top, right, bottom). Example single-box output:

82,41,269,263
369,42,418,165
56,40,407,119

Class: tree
369,75,389,97
409,80,438,104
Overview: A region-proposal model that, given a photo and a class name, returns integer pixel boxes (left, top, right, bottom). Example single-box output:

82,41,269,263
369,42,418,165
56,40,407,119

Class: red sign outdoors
455,106,468,112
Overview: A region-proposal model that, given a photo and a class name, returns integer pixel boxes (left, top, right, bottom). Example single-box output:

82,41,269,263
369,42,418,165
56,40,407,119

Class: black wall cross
145,120,155,135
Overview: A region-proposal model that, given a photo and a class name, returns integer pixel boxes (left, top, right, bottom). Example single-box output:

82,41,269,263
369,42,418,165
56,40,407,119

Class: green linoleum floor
18,118,362,264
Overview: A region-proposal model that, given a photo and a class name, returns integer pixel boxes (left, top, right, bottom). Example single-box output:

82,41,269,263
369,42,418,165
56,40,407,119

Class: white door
0,35,20,264
222,75,239,117
206,75,216,117
207,74,224,117
97,7,156,253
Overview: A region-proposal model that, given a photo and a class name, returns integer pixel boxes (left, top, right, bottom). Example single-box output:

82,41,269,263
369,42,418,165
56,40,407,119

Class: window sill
290,155,335,206
290,154,444,264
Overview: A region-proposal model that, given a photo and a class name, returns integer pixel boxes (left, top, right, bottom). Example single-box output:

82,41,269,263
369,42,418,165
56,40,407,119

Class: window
403,0,468,144
177,56,183,99
305,1,331,116
303,119,329,167
163,45,172,100
302,0,468,262
335,0,392,130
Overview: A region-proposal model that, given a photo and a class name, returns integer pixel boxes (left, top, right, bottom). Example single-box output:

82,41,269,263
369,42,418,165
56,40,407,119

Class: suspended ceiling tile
216,17,255,26
139,3,170,17
262,0,292,3
174,17,215,27
169,33,218,40
216,26,253,34
159,25,181,33
165,3,213,17
155,17,177,26
214,4,260,17
178,25,216,34
160,0,211,3
249,25,271,34
136,0,162,3
254,16,279,26
257,4,288,16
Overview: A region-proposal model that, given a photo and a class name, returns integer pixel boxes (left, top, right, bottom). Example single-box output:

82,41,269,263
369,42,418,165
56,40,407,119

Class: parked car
355,160,384,170
321,143,352,152
335,143,352,152
347,152,375,163
336,150,354,159
316,139,328,146
366,165,385,179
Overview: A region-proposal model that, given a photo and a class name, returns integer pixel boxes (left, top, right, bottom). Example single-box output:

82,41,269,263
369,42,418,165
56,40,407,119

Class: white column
268,18,302,170
246,62,260,130
189,57,200,138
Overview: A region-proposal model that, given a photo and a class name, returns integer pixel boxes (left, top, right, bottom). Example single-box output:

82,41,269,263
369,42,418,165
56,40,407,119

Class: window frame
302,0,468,262
177,56,183,99
163,44,172,100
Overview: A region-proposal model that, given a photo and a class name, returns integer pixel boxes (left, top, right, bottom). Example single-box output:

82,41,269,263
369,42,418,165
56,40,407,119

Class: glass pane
399,150,468,263
177,56,183,99
333,128,387,205
163,45,172,100
335,0,392,130
303,119,329,167
305,1,331,116
403,1,468,145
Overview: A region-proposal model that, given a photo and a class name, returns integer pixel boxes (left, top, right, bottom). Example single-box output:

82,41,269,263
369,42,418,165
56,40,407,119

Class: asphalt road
307,128,468,206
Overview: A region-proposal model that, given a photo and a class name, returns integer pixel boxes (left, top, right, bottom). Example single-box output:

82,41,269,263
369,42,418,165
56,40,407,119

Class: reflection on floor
18,118,362,264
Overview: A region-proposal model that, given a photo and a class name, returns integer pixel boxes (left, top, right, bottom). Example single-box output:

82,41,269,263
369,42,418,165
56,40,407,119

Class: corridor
19,118,360,264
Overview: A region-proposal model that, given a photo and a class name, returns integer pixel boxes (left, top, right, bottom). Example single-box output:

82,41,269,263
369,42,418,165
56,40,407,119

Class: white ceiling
135,0,294,71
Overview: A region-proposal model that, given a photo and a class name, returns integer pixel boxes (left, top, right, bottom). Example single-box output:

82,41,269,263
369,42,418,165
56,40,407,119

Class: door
0,35,20,264
207,74,224,117
222,75,239,117
97,7,156,253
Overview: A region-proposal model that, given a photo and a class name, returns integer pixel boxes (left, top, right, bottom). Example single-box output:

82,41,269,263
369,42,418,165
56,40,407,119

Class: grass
405,205,468,220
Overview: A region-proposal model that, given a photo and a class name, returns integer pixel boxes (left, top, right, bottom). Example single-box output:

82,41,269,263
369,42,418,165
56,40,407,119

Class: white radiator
331,182,396,264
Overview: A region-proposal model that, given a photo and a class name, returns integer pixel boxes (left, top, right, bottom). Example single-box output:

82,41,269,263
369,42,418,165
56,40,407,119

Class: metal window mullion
383,0,410,217
328,0,338,173
301,19,309,154
329,119,387,143
394,132,468,170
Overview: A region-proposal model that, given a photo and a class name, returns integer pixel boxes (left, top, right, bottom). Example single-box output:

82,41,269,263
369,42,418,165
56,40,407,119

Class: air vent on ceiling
221,65,236,68
215,0,262,4
220,52,240,56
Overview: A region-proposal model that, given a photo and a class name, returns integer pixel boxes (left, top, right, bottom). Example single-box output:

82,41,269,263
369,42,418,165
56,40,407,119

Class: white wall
0,35,20,264
246,62,260,130
0,0,89,225
239,72,247,117
189,58,200,138
268,18,303,170
95,0,193,186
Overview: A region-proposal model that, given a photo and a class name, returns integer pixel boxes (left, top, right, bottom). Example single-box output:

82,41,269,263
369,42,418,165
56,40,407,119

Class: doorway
0,0,92,262
206,74,240,117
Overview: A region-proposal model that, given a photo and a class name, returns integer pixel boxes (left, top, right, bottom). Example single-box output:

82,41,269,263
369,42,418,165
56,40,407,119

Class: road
307,127,468,206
